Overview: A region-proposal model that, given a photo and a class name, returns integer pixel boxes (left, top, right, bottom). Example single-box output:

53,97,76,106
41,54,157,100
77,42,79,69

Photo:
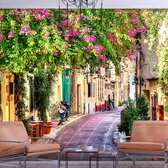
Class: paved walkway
56,109,121,152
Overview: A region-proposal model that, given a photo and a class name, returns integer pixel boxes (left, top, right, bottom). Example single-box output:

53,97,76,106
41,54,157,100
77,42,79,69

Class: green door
62,70,71,108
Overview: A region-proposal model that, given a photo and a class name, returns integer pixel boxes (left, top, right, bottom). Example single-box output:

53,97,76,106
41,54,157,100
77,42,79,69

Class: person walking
108,94,112,111
57,101,67,125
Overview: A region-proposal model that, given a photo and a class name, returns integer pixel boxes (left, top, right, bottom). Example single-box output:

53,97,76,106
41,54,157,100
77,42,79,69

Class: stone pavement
0,161,165,168
47,106,125,137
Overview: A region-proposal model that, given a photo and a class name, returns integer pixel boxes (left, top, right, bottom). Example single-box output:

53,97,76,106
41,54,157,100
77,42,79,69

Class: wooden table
31,121,44,137
29,124,39,142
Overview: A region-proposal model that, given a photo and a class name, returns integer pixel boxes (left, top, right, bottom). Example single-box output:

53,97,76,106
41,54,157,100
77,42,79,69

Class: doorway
151,93,158,120
62,70,71,106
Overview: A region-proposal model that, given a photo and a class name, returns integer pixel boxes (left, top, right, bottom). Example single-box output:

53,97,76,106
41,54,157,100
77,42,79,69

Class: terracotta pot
44,125,51,134
158,105,164,120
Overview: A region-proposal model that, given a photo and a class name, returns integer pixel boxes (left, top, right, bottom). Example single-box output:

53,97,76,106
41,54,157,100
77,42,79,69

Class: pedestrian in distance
57,101,67,125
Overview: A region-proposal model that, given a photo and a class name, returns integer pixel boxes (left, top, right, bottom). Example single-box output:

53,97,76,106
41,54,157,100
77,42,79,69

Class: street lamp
133,76,144,86
65,71,70,80
133,76,144,107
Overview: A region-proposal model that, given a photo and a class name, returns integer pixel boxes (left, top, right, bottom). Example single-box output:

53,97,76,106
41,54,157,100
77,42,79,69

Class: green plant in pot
118,96,149,136
47,102,60,121
165,105,168,113
34,70,54,123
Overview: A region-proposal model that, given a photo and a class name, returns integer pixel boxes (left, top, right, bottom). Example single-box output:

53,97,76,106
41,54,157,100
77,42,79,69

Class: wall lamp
65,70,71,80
132,76,144,86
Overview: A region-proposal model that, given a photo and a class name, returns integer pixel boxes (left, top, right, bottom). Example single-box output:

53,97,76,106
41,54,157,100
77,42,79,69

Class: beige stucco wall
141,35,158,80
141,12,168,120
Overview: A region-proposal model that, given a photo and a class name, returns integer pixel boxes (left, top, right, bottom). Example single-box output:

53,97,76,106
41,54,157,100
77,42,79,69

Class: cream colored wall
141,35,158,80
84,76,97,114
50,73,62,104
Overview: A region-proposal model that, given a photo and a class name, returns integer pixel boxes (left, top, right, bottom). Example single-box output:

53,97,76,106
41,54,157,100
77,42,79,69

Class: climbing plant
157,38,168,85
14,74,30,133
143,10,168,85
34,70,53,122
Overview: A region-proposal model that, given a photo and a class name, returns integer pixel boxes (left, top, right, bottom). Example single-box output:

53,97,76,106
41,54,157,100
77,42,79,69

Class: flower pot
158,105,164,120
43,125,51,134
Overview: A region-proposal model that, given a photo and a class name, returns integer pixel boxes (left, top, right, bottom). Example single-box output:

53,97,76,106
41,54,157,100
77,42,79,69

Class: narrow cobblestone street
55,109,121,160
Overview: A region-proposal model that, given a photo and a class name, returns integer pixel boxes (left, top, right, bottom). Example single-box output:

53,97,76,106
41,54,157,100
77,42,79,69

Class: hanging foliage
0,9,146,74
143,10,168,85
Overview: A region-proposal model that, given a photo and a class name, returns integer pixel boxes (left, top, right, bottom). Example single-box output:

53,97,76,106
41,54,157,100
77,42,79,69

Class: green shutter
62,70,71,106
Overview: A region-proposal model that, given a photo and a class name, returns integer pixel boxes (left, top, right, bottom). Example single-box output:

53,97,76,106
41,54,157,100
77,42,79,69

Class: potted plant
47,102,60,121
165,105,168,112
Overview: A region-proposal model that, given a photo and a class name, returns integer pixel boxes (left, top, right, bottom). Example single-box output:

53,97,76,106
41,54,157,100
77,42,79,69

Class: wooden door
151,94,158,120
77,84,82,113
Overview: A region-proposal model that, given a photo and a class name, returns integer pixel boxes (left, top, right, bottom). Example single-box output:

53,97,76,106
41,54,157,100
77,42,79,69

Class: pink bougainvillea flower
73,31,79,36
124,19,129,24
106,32,118,43
130,12,137,19
1,52,5,58
129,58,134,62
131,19,139,25
34,14,43,21
112,19,116,24
115,9,124,13
71,39,76,43
98,55,107,61
8,31,14,38
128,28,137,37
62,20,71,27
68,30,73,37
63,45,68,49
85,35,91,42
101,55,107,61
86,45,92,51
21,25,30,33
141,28,147,34
85,35,97,43
95,44,103,53
0,16,3,21
91,36,97,42
54,52,58,56
14,10,19,15
0,34,4,40
38,9,49,18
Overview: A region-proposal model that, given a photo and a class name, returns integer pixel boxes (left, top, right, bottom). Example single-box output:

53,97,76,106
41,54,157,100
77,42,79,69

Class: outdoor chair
0,121,60,168
117,120,168,168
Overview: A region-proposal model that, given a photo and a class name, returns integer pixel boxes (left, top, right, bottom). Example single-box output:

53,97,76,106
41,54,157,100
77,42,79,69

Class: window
88,83,92,97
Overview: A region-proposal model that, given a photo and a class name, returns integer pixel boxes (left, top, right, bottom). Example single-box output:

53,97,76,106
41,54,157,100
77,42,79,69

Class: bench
0,121,60,168
117,120,168,168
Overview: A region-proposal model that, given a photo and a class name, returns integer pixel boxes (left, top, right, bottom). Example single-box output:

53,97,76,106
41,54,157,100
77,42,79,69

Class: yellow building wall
1,73,15,121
